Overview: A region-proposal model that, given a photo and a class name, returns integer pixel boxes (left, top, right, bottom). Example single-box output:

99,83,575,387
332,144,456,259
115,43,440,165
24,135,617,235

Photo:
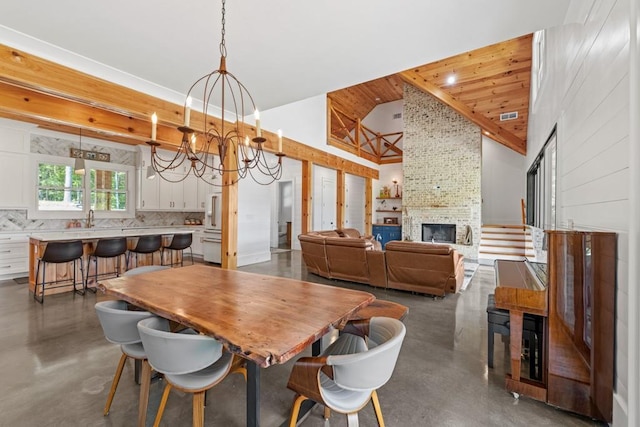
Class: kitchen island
28,227,196,297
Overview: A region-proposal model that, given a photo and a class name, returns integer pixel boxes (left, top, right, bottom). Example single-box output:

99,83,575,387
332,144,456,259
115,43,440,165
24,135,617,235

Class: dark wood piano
495,258,548,401
494,230,615,423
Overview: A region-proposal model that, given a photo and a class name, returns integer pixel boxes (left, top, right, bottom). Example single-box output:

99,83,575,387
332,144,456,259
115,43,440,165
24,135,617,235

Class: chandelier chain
219,0,227,58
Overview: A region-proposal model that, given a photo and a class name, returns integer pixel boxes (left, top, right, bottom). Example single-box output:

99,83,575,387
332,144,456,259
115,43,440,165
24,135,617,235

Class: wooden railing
327,103,403,164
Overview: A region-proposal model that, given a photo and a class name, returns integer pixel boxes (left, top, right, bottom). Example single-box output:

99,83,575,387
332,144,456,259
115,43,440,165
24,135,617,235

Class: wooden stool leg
371,390,385,427
289,394,307,427
193,391,205,427
153,383,172,427
137,359,152,427
104,353,127,415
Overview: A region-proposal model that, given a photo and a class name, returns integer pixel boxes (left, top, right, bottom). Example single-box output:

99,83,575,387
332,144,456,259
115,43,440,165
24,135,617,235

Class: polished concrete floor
0,251,606,426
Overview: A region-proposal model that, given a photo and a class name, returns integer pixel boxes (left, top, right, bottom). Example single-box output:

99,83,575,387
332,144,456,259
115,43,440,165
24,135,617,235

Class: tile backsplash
0,210,203,232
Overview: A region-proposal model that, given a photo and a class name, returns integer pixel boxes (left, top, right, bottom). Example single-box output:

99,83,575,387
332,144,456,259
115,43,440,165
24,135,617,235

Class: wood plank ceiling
327,34,532,155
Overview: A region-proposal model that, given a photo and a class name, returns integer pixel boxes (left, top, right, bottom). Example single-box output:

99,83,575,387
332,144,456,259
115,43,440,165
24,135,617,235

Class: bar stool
34,240,85,304
161,233,193,267
85,237,127,292
126,235,162,269
486,294,543,380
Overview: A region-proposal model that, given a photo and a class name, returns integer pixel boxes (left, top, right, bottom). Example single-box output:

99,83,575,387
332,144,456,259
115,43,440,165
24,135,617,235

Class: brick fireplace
401,84,481,260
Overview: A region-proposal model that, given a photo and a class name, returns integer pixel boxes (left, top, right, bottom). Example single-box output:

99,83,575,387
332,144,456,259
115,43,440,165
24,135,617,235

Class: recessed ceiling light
446,75,456,85
375,97,381,102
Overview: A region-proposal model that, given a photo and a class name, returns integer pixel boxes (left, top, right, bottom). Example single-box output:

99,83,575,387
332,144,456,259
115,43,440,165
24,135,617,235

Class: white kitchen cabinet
191,230,204,256
136,146,209,212
137,146,159,210
182,174,199,211
0,127,29,209
158,172,183,210
197,179,213,211
0,233,29,279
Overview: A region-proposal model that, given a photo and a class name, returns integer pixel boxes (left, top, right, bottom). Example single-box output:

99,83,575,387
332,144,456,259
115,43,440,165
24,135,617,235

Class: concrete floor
0,251,606,426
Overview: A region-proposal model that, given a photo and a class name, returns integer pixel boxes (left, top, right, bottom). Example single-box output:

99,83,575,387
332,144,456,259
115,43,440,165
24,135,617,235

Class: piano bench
486,294,543,380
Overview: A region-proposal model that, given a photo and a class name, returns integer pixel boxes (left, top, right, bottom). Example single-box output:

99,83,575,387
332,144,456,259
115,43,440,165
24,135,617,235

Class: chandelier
146,0,284,186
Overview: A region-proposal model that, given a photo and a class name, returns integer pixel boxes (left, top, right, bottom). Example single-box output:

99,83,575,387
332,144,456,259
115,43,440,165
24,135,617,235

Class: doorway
276,180,293,249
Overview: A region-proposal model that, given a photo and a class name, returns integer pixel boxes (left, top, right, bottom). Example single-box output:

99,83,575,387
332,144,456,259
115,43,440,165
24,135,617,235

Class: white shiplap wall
527,0,631,424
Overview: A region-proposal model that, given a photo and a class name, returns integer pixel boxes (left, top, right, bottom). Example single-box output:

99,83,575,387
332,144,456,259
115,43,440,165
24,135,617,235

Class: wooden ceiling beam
399,70,526,155
0,44,378,180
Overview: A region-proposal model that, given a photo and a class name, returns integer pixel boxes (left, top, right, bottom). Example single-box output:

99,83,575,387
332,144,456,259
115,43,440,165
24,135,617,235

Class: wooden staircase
478,224,534,265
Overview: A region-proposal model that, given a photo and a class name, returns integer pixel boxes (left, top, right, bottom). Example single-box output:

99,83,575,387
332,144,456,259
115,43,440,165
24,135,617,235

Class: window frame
526,127,557,229
29,154,135,220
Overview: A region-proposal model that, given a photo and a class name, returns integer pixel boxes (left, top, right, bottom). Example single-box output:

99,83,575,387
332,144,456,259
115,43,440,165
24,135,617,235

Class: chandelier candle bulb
190,133,197,153
184,96,192,127
277,129,283,153
151,112,157,140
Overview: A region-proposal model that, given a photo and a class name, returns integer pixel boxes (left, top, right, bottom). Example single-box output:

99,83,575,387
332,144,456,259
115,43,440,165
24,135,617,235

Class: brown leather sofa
299,230,465,297
384,241,465,296
298,229,386,287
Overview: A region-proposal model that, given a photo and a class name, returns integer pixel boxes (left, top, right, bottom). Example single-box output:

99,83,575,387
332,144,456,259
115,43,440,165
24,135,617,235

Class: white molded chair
94,300,155,426
123,265,170,276
287,317,406,427
137,316,246,427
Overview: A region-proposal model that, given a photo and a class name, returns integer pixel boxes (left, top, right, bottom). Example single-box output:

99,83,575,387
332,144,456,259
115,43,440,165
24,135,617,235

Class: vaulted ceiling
328,34,532,155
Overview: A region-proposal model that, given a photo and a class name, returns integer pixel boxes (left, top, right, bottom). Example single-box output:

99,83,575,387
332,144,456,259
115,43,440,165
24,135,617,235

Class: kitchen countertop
28,226,199,242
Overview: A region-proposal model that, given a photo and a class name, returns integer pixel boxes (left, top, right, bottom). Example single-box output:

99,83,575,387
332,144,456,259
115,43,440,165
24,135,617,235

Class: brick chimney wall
402,84,481,260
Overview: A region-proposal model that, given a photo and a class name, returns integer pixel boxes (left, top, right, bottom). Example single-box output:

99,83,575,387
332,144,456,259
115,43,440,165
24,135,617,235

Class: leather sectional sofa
298,229,387,287
299,229,465,297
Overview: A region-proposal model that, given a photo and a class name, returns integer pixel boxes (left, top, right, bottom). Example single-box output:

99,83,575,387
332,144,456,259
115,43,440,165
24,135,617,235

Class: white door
344,174,365,233
321,177,336,230
277,181,294,248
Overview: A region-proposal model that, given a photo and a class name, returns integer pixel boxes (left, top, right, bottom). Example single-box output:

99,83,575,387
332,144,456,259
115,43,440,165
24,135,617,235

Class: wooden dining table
98,264,375,427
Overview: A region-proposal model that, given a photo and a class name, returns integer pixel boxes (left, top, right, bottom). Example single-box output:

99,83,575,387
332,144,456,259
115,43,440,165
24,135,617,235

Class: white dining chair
94,300,155,426
286,317,406,427
137,316,246,427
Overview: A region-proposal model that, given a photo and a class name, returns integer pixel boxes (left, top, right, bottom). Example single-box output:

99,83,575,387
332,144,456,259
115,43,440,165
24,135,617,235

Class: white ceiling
0,0,570,112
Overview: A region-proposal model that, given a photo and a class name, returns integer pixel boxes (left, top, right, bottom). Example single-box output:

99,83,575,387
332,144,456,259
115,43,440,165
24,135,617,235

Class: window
526,127,556,229
31,154,135,219
531,30,546,106
90,168,128,212
37,161,84,211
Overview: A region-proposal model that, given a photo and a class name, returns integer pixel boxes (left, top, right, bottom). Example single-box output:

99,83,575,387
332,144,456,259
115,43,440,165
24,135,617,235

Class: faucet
86,209,94,228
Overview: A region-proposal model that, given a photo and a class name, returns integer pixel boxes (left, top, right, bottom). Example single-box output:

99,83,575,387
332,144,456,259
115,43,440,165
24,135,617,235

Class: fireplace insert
422,223,456,244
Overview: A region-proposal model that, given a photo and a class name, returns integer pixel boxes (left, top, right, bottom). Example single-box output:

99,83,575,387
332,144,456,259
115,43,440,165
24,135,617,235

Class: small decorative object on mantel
392,179,401,198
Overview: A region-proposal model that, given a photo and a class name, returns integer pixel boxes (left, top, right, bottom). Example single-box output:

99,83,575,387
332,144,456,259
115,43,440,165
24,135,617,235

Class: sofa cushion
337,228,362,238
385,241,451,255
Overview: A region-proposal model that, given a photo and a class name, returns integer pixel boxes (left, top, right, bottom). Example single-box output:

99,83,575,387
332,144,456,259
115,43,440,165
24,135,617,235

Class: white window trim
29,154,136,220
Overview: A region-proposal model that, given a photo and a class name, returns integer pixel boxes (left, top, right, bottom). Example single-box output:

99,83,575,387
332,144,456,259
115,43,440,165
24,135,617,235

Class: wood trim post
221,147,238,270
365,178,373,235
336,170,345,229
301,161,313,234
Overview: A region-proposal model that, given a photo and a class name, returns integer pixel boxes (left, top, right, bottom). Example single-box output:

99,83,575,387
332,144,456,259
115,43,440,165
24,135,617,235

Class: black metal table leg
247,361,260,427
135,359,141,385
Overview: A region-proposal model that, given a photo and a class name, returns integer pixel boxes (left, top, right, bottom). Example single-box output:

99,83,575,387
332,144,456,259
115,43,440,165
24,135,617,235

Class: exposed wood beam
0,44,379,180
399,70,526,155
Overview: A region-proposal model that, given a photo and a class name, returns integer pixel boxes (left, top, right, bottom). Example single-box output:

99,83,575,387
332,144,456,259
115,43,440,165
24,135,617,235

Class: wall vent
392,113,402,120
500,111,518,121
